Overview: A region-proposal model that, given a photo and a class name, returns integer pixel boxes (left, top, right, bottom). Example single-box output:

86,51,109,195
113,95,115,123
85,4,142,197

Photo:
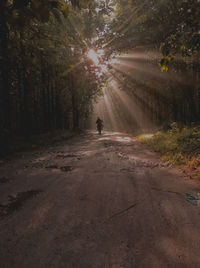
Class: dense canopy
0,0,200,149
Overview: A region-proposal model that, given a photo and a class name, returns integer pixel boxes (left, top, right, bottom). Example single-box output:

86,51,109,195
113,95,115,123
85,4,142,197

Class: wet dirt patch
0,177,10,183
131,161,160,168
45,165,58,169
56,154,80,158
60,166,74,172
104,141,133,148
0,190,42,219
104,141,123,148
29,162,45,169
104,142,114,148
116,152,164,168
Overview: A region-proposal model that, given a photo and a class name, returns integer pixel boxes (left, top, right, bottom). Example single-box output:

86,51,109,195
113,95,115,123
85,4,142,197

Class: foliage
1,0,200,155
101,1,200,127
140,124,200,167
105,0,200,70
0,0,105,153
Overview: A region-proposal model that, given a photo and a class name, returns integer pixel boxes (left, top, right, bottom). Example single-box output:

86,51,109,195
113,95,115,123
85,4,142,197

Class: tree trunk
0,2,10,131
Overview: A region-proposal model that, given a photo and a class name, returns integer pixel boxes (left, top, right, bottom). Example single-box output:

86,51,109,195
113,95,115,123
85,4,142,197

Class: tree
101,0,200,126
0,0,104,151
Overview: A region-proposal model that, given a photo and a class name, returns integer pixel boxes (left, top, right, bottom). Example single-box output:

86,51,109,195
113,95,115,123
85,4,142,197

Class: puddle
56,154,79,158
60,166,74,172
104,142,113,148
186,193,200,206
45,165,75,172
0,190,42,219
104,141,133,148
45,165,58,169
117,152,162,168
115,136,132,143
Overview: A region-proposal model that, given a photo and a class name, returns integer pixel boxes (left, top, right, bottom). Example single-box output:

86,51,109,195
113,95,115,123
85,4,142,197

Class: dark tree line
0,0,103,149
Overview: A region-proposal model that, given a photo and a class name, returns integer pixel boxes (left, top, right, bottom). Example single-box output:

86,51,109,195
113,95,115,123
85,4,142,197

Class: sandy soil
0,131,200,268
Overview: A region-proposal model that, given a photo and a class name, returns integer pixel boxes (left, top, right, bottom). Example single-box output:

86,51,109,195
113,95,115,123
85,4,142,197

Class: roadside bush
139,124,200,168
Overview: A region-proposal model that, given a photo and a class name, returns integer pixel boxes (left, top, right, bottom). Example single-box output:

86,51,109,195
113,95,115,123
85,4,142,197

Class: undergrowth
139,123,200,171
0,129,79,157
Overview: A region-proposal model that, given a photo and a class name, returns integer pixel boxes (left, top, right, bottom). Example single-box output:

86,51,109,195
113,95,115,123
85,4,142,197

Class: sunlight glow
101,64,108,73
116,136,132,142
89,76,155,133
109,58,119,65
97,49,104,56
88,49,99,65
98,135,133,143
87,49,109,74
140,134,154,139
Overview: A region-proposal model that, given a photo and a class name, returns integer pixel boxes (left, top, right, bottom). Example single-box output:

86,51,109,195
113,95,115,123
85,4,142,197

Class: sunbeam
89,75,156,134
109,79,154,130
88,49,99,65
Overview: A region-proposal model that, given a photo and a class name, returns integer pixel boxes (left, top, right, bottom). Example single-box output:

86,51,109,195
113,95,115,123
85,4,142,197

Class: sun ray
90,74,156,133
88,49,99,65
110,60,173,100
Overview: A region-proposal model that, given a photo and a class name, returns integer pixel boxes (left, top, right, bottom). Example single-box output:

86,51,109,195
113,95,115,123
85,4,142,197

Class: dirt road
0,132,200,268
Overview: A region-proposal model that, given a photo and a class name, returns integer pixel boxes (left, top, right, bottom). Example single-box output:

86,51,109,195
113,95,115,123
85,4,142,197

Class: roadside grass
0,129,79,157
139,123,200,176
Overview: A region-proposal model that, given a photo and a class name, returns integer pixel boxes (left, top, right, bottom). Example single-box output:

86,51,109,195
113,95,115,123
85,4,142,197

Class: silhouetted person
96,117,103,135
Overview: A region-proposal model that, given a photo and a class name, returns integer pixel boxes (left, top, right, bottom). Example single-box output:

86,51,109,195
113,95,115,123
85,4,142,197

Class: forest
1,2,200,265
0,0,200,154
